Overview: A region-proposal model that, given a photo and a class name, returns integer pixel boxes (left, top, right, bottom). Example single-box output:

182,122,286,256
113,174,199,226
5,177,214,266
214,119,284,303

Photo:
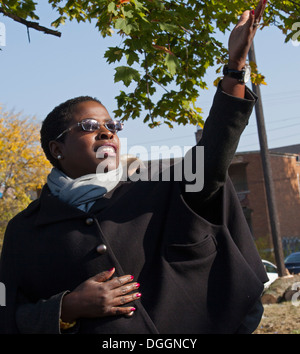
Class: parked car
262,259,278,288
284,252,300,274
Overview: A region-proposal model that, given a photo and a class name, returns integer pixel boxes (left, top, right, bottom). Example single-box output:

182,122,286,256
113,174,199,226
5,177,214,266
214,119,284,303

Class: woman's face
50,101,120,179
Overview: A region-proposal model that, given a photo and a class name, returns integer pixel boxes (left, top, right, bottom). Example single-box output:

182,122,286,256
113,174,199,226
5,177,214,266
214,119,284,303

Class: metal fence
282,237,300,258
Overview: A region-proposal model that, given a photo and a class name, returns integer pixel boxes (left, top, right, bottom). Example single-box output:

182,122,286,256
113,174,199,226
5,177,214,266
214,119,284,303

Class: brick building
228,144,300,255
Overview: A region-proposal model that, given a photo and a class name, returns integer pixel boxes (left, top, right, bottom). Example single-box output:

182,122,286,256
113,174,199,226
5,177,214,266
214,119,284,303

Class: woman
0,1,269,334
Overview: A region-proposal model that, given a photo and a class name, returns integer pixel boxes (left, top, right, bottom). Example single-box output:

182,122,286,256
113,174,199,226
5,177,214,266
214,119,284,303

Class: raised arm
222,0,267,98
182,0,267,205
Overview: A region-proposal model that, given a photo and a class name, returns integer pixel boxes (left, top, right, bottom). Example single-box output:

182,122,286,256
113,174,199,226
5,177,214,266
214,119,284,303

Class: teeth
96,145,116,157
98,146,114,152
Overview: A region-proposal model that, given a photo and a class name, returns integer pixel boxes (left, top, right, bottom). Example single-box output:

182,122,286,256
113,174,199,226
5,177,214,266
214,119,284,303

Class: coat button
96,244,107,254
85,217,94,225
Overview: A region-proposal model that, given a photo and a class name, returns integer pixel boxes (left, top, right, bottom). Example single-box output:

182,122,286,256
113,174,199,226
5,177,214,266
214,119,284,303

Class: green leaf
159,23,179,33
123,10,134,18
115,18,128,33
107,2,117,15
104,47,124,64
51,16,66,28
114,18,139,35
114,66,140,87
125,51,139,66
132,0,148,12
164,53,180,76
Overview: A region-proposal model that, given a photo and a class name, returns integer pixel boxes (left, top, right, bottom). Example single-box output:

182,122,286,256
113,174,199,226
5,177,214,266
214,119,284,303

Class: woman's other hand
222,0,267,98
228,0,267,71
61,268,141,323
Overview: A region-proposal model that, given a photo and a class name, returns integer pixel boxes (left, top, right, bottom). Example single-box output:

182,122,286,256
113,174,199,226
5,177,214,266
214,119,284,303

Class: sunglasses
55,118,124,140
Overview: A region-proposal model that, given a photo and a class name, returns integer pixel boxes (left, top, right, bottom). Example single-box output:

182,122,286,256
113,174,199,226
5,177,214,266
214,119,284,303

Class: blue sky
0,2,299,159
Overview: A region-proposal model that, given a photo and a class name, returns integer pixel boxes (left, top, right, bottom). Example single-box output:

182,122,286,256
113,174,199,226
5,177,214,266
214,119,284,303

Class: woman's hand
61,268,141,323
228,0,267,71
222,0,267,98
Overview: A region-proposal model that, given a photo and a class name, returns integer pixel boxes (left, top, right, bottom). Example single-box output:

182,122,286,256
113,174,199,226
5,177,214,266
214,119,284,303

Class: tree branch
0,7,62,38
144,51,154,123
287,0,300,7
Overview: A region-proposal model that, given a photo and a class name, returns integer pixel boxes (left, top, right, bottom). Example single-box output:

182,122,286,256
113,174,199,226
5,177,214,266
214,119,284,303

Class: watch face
244,65,251,83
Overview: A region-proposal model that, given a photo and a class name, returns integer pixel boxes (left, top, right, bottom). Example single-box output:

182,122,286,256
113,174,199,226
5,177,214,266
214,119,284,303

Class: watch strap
223,65,246,83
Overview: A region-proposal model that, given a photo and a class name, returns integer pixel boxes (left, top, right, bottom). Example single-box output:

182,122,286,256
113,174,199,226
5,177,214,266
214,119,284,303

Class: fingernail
136,293,142,298
109,267,115,272
135,283,140,288
251,9,255,15
130,275,134,280
125,309,135,317
263,0,267,4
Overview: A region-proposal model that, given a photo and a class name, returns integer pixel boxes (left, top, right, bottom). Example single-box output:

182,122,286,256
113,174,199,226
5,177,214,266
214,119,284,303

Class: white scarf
47,164,123,212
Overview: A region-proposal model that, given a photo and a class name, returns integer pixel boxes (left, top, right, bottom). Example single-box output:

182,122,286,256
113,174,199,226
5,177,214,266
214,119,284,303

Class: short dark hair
40,96,102,167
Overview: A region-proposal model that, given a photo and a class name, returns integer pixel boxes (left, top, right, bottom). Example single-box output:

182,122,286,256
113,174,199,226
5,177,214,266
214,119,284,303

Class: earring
57,155,63,160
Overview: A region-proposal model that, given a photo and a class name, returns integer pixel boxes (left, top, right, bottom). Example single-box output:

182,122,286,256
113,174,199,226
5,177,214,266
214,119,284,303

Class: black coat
0,85,268,334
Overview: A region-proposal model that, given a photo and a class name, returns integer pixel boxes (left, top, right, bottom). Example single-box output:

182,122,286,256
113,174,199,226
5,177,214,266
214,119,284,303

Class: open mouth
95,144,117,158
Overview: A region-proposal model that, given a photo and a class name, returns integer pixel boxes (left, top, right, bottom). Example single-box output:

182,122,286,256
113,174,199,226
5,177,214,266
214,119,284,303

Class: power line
126,133,195,148
197,89,300,114
268,133,300,142
246,115,300,128
239,132,300,150
243,121,300,137
127,118,300,148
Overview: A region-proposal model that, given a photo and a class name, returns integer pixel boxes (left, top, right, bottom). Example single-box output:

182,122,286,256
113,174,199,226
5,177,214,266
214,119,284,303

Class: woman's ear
49,140,64,161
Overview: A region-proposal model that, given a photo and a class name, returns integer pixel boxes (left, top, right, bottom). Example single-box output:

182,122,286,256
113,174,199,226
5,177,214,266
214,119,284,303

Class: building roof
236,144,300,157
269,144,300,155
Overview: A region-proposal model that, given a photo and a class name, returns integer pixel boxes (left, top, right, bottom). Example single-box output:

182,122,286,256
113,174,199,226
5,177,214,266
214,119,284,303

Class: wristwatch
223,64,251,84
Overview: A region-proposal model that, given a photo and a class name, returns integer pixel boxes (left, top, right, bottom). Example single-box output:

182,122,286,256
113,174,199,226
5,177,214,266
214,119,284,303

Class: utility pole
248,42,288,277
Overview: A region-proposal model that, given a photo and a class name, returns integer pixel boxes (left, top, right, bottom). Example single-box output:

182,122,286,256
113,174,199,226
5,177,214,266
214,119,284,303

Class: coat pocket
166,234,217,263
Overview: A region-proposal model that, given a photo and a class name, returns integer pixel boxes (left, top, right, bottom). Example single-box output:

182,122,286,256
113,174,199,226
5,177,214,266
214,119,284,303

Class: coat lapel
32,185,87,226
30,181,129,226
